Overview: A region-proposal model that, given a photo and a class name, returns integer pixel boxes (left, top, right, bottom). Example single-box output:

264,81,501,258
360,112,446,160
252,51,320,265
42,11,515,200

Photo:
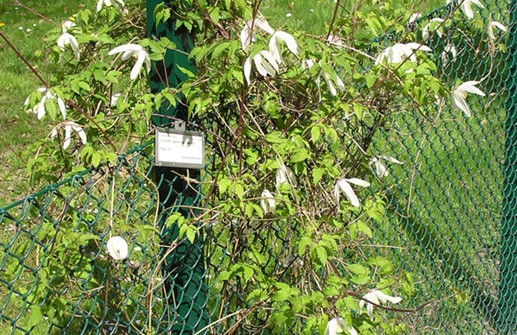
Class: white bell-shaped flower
109,43,151,81
268,30,299,64
359,289,402,319
324,317,358,335
260,189,276,214
488,21,507,40
452,80,486,117
334,178,370,208
106,236,129,260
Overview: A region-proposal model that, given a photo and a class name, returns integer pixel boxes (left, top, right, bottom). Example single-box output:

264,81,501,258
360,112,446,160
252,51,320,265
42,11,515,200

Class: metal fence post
499,1,517,332
146,1,208,333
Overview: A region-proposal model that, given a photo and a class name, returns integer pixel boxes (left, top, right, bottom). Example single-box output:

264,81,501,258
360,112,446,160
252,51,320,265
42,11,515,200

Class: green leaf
365,73,377,88
218,178,231,195
349,275,370,285
347,263,369,276
311,126,321,143
312,168,326,185
298,236,311,256
91,152,102,168
242,265,254,282
291,149,310,163
27,305,43,327
265,131,286,144
315,246,327,265
233,183,244,199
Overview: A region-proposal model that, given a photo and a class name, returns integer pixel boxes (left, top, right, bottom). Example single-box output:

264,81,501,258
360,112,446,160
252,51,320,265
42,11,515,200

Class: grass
0,1,84,206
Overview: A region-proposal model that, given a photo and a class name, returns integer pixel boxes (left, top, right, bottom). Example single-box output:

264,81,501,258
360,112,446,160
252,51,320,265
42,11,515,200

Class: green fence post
499,1,517,333
146,1,209,334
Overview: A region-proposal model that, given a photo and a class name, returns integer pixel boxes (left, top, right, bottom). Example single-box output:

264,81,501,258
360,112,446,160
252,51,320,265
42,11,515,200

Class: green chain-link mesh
0,1,515,334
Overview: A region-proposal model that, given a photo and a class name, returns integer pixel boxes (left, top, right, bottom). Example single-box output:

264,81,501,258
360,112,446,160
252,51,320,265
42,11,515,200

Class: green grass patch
0,1,83,205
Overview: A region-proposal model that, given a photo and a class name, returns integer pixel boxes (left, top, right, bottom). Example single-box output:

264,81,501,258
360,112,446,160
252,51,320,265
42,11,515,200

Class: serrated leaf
242,265,254,282
349,275,370,285
291,149,309,163
356,221,372,238
265,132,286,143
218,178,231,195
27,306,43,327
233,183,244,199
311,126,321,143
347,263,369,275
316,246,327,265
91,152,101,168
312,168,326,185
297,236,311,256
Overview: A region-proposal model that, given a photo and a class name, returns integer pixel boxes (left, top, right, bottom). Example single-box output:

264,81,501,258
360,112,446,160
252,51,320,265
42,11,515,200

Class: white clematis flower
97,0,125,12
275,164,297,189
260,189,276,214
25,88,67,120
408,13,422,26
240,16,275,51
325,317,358,335
57,33,80,59
334,178,370,208
376,43,432,65
422,18,445,40
370,155,404,178
109,43,151,81
62,20,75,33
50,121,87,149
452,80,485,117
268,30,299,64
243,50,279,84
441,43,457,66
359,289,402,319
488,21,507,40
302,59,345,97
447,0,484,19
106,236,129,260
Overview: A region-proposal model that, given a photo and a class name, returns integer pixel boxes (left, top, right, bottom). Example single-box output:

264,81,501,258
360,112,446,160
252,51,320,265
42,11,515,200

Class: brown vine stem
0,30,48,88
326,0,341,42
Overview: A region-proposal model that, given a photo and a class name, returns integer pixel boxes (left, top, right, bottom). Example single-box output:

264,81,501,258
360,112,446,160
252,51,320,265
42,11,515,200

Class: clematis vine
488,21,507,40
97,0,125,12
260,189,276,214
50,121,87,150
359,289,402,319
376,43,432,65
24,87,67,120
324,317,358,335
370,155,404,178
334,178,370,208
109,43,151,81
447,0,484,20
106,236,129,260
452,80,486,117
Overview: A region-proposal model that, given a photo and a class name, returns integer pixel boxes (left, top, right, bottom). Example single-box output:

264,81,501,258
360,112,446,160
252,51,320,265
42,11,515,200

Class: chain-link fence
0,1,515,334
